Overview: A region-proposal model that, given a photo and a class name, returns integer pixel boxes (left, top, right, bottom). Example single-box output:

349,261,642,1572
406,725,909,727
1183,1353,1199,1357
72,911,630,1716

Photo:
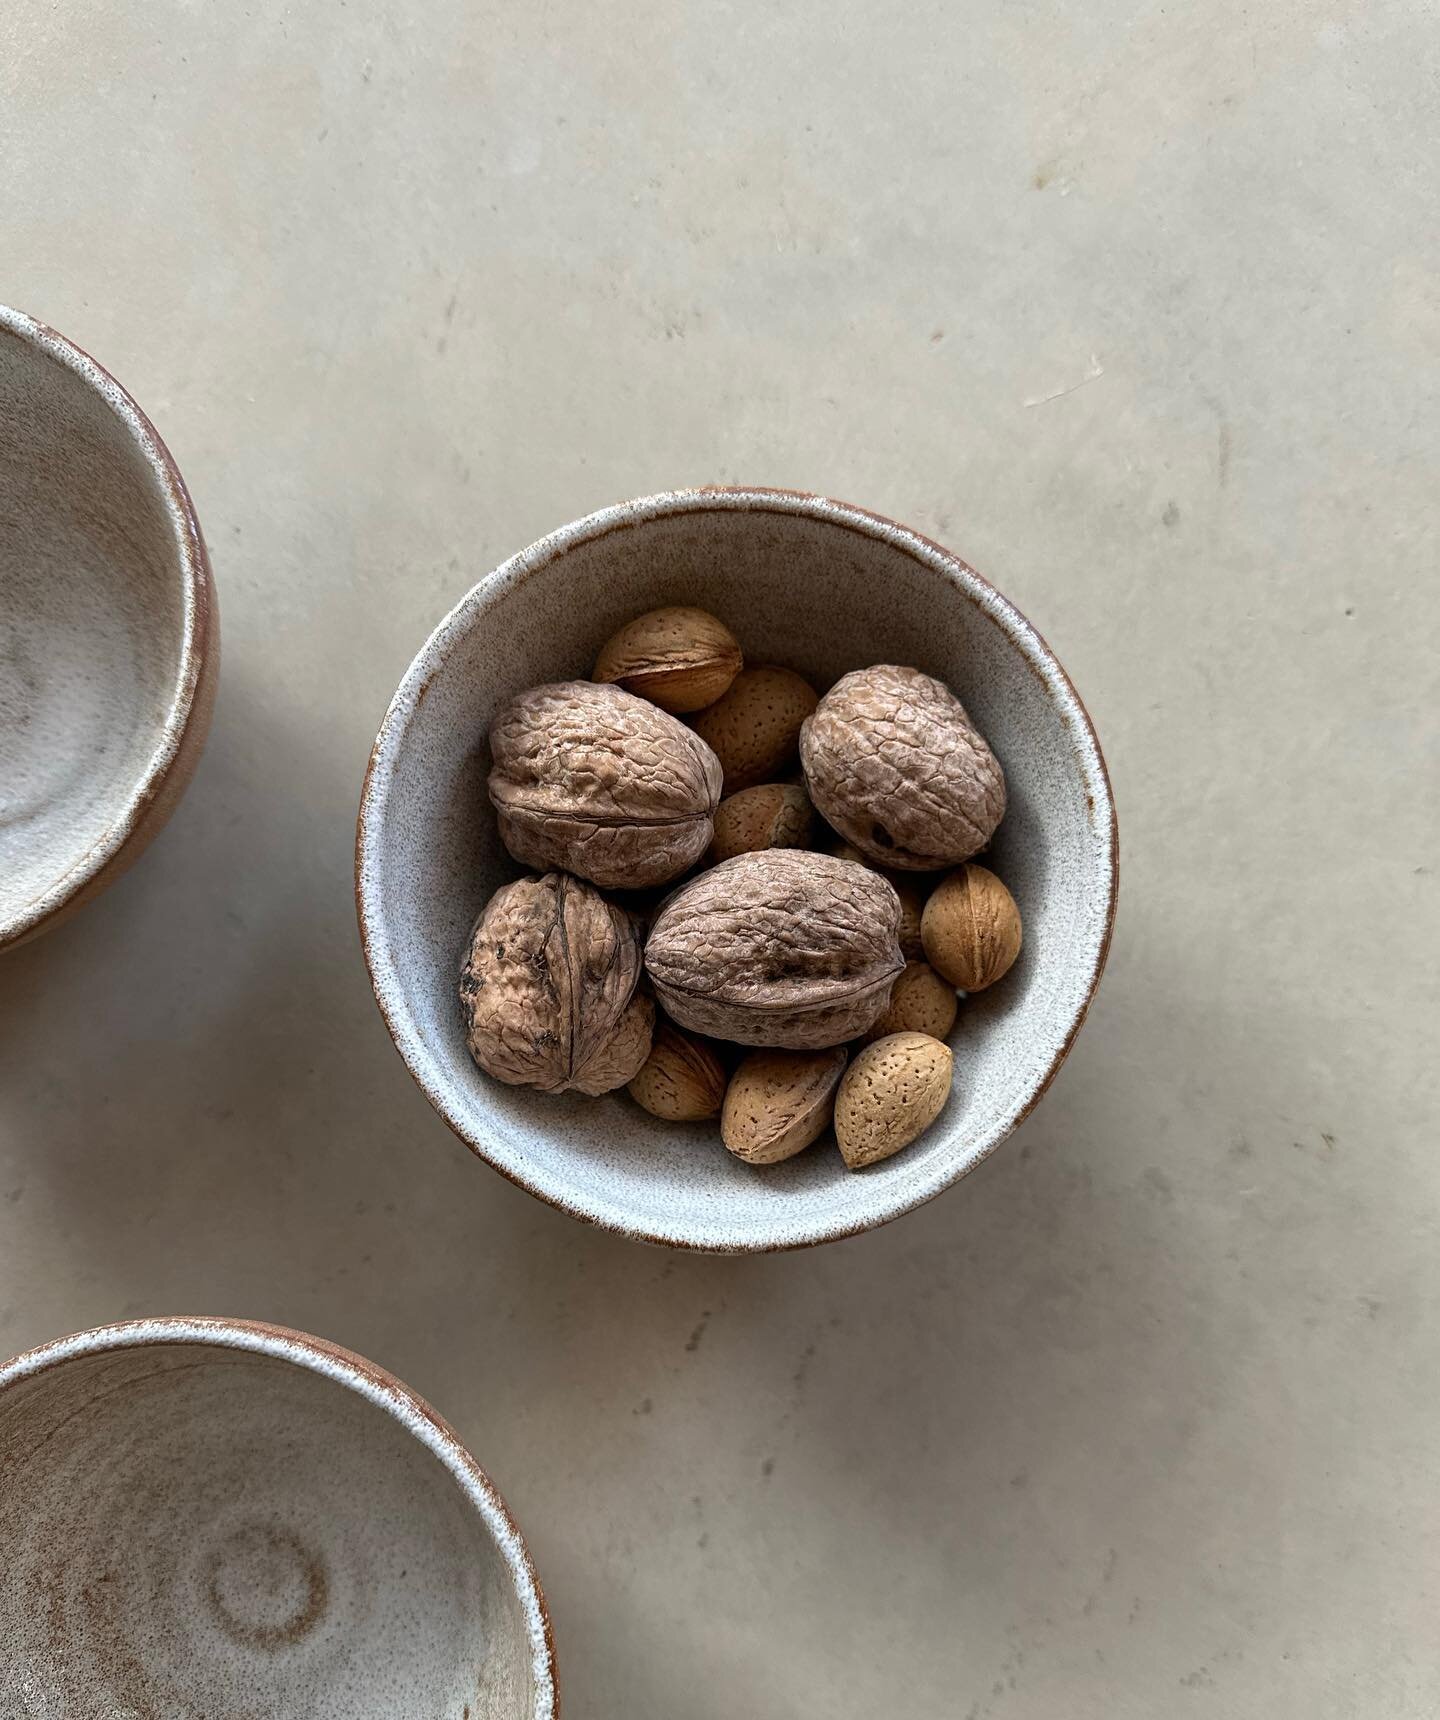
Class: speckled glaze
0,1319,557,1719
356,488,1118,1252
0,307,217,951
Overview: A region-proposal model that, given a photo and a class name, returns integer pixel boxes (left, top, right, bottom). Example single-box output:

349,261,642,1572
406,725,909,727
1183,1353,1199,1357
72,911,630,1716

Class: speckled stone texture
358,491,1115,1249
0,308,216,949
0,1322,555,1719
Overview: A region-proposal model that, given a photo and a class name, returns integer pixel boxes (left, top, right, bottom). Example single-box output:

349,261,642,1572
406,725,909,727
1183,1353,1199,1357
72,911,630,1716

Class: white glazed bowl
0,306,217,951
0,1319,557,1719
357,489,1117,1252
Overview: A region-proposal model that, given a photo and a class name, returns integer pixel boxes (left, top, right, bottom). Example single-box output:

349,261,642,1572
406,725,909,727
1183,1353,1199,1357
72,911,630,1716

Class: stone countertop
1,1,1436,1713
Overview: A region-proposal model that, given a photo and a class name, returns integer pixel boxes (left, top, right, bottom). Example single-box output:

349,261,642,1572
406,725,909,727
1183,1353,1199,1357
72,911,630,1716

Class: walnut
460,872,654,1094
592,606,742,712
488,681,723,889
643,850,905,1048
800,664,1005,870
821,836,927,958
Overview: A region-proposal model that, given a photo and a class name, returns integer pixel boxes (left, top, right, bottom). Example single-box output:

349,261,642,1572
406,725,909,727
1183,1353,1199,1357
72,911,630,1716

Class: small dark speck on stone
1344,606,1355,617
1009,1470,1028,1488
930,329,945,343
635,1397,653,1416
761,1457,775,1478
684,1311,710,1352
697,1532,709,1549
1321,1132,1337,1150
993,1680,1006,1697
1162,500,1180,527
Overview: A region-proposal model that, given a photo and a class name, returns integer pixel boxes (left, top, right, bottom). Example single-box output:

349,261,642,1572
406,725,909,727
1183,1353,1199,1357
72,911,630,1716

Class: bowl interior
0,316,189,937
360,494,1114,1249
0,1334,545,1718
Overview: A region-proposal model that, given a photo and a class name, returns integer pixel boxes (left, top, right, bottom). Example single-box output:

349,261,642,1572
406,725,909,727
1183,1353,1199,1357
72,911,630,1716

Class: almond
834,1030,953,1169
860,961,957,1044
691,666,818,793
593,606,742,713
721,1046,848,1164
711,783,814,862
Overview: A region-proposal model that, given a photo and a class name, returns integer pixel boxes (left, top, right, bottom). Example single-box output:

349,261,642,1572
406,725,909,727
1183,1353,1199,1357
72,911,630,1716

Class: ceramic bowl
0,1318,557,1719
357,488,1117,1252
0,306,217,951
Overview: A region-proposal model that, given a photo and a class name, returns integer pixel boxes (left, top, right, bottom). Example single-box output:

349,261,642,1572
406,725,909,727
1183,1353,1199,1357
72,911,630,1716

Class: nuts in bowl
357,489,1117,1251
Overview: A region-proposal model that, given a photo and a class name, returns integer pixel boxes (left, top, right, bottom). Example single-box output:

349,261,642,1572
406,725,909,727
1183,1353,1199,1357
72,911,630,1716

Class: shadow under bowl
0,307,217,951
357,488,1117,1252
0,1319,556,1719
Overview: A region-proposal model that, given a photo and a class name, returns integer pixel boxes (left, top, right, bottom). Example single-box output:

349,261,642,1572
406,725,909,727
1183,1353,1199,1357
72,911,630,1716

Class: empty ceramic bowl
356,488,1117,1251
0,306,217,951
0,1318,556,1719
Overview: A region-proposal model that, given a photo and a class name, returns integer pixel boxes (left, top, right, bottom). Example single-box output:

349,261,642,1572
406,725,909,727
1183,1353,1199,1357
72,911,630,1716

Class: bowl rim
0,1314,559,1718
355,486,1119,1252
0,305,217,950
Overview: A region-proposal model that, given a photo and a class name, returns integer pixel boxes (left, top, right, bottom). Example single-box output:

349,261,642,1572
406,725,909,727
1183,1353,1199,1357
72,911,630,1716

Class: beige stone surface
1,1,1437,1713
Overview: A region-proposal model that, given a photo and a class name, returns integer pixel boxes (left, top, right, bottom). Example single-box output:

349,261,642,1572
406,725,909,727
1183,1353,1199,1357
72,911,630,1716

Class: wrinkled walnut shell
460,872,654,1094
488,680,722,889
800,664,1006,869
822,837,927,959
644,850,905,1048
